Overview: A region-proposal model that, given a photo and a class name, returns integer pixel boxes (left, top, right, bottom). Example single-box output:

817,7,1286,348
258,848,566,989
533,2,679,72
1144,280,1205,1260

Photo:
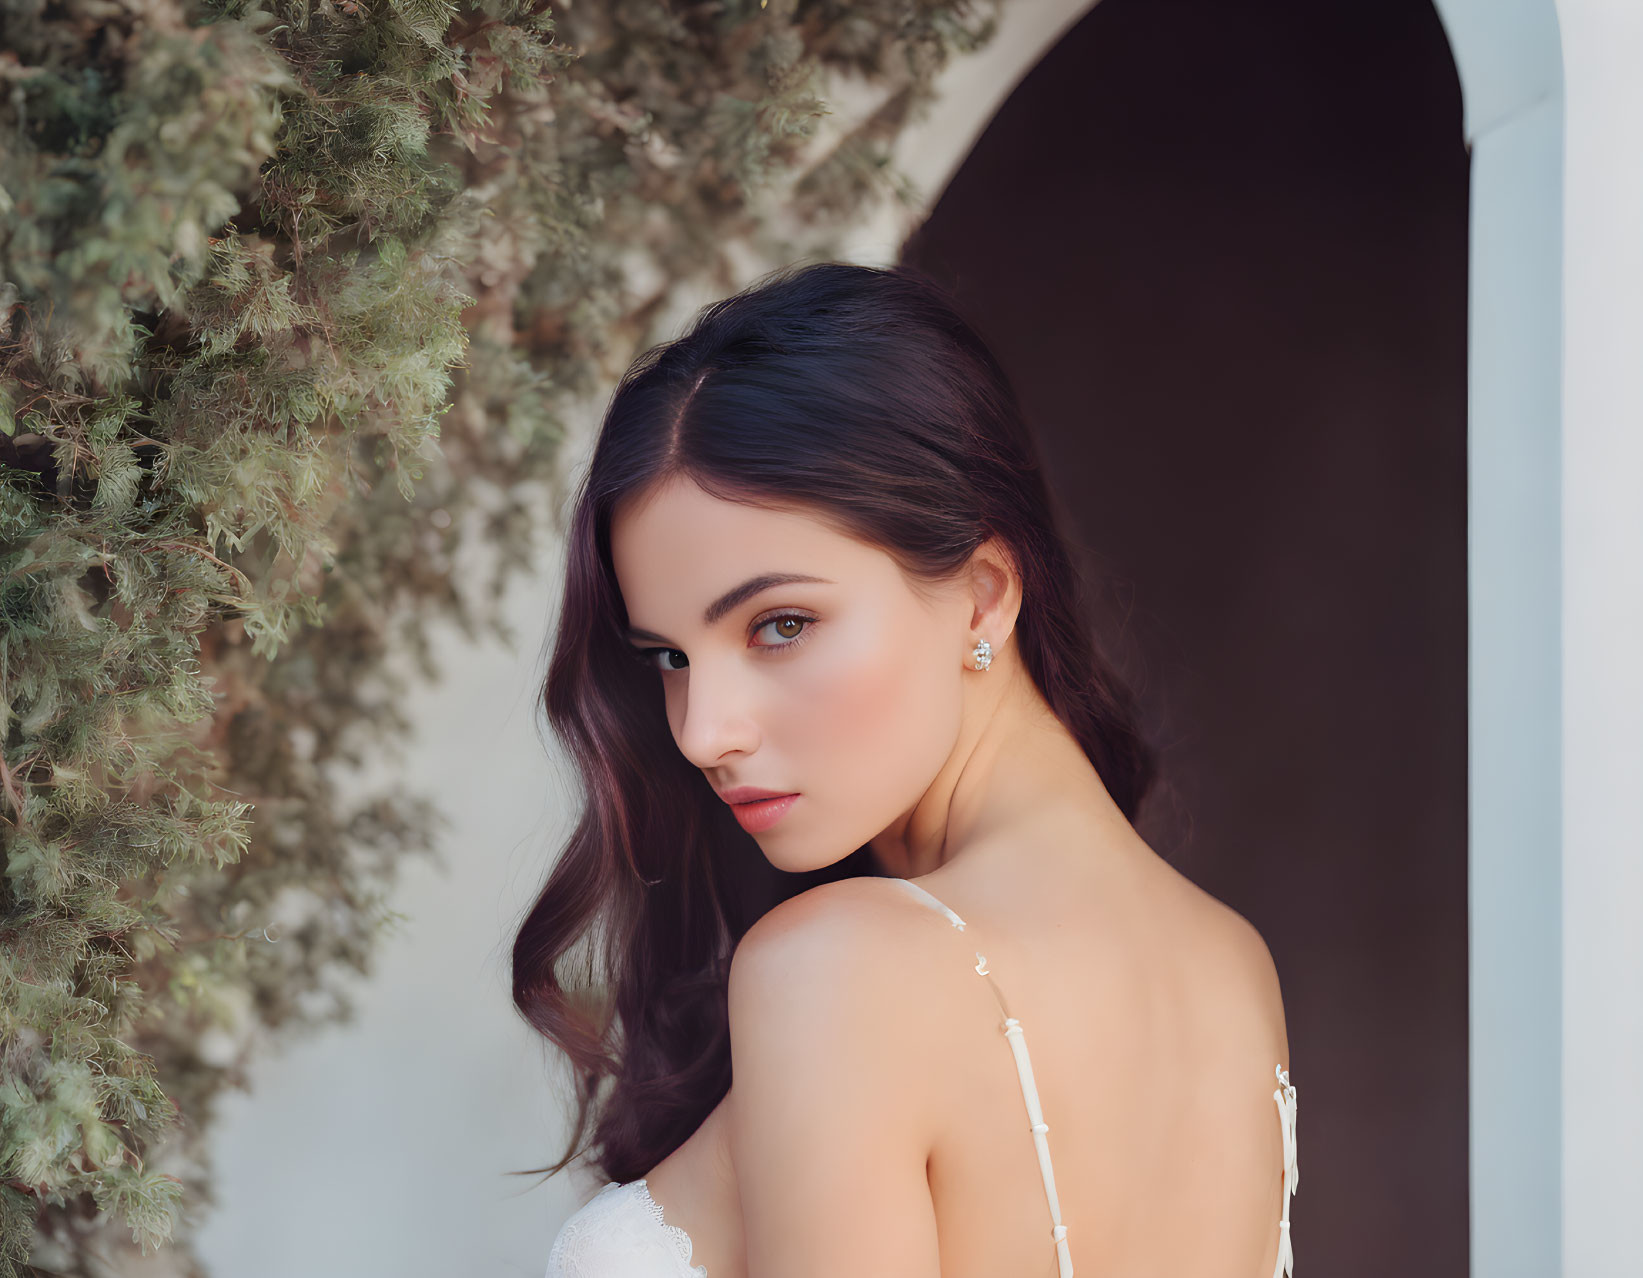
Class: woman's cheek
790,615,958,813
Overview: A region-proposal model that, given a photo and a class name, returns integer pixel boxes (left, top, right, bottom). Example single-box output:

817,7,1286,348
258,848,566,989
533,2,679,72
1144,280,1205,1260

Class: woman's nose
673,658,761,767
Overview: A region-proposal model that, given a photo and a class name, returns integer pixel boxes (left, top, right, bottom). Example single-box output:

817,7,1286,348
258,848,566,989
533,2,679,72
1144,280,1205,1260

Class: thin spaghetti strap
1270,1065,1299,1278
887,878,1075,1278
888,876,970,930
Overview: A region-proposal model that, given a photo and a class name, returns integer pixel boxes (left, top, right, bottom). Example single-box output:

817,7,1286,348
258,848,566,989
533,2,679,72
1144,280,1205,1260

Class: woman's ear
966,536,1024,648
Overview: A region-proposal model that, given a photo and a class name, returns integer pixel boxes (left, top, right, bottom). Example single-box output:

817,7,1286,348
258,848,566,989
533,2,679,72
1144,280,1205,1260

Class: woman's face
609,473,973,873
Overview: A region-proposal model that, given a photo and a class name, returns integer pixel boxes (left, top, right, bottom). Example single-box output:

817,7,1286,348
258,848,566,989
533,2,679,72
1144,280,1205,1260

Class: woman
515,262,1299,1278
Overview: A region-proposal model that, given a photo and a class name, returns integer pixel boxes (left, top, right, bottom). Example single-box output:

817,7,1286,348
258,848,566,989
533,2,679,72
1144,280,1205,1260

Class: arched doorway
903,2,1470,1271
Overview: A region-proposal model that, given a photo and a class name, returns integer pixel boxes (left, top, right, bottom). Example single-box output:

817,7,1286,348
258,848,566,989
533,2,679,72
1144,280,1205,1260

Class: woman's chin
757,837,856,877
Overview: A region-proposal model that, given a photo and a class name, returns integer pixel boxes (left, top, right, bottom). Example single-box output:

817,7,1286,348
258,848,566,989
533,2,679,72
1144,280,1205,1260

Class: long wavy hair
512,260,1156,1184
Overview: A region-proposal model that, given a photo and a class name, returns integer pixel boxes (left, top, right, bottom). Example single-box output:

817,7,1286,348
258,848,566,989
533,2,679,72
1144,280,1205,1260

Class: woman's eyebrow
625,572,834,643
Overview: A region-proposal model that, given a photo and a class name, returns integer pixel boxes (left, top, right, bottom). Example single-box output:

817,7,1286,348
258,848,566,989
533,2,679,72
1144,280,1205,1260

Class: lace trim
631,1178,706,1273
544,1178,707,1278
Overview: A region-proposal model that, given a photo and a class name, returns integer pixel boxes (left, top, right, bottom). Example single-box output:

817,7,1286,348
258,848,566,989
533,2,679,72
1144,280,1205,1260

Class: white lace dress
544,1178,706,1278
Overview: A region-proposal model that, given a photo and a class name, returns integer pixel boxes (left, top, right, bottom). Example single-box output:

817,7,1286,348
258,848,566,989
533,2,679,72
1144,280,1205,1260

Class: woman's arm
725,883,944,1278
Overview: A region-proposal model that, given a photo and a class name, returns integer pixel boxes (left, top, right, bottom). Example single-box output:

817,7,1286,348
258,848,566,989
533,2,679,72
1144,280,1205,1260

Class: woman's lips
728,793,799,834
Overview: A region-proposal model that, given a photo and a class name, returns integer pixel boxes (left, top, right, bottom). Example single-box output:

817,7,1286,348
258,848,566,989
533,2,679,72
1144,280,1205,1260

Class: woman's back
626,823,1296,1278
900,840,1293,1278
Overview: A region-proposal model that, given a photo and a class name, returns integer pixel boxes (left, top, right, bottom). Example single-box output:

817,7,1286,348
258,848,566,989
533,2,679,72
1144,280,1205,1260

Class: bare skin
611,474,1293,1278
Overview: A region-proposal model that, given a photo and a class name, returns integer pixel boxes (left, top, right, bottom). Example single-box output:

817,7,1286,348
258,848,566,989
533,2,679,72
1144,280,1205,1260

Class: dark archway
902,2,1469,1273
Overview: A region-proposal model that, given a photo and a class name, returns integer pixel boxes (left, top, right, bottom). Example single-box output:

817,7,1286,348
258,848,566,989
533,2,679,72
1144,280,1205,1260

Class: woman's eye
637,647,688,672
636,615,813,671
752,614,813,649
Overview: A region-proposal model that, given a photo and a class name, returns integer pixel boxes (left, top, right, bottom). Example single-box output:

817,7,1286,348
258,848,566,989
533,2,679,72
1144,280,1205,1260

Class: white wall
1432,4,1643,1275
1428,2,1565,1275
193,533,583,1276
1550,5,1643,1277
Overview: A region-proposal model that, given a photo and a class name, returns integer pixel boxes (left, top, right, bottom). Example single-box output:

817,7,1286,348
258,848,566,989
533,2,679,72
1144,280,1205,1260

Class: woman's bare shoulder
723,877,959,1241
726,875,974,1112
1162,874,1292,1063
728,876,962,1013
646,882,948,1278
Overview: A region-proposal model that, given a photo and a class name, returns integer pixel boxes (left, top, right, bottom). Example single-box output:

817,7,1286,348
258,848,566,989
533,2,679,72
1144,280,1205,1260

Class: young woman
515,262,1299,1278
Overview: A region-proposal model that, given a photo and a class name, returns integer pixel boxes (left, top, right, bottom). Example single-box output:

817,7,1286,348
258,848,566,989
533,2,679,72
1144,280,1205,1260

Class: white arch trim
1427,3,1565,1276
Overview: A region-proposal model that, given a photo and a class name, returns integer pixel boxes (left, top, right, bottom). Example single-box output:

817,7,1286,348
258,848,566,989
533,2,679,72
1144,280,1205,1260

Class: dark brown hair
512,260,1155,1183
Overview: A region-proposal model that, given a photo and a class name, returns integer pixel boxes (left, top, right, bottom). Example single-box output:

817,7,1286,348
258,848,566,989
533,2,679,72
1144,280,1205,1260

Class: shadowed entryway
902,1,1469,1273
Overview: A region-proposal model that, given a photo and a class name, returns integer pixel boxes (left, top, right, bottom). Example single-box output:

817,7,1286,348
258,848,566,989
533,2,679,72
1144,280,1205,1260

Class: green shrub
0,0,996,1269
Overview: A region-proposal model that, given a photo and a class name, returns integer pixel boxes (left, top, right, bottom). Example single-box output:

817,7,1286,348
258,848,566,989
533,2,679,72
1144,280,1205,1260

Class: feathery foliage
0,0,998,1270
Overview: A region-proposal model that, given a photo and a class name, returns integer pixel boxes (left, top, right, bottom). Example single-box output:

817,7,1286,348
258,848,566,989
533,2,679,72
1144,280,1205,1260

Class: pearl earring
970,637,993,671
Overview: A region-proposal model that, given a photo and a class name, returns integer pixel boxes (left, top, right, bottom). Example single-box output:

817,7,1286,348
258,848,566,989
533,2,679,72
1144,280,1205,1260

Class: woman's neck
867,645,1123,881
